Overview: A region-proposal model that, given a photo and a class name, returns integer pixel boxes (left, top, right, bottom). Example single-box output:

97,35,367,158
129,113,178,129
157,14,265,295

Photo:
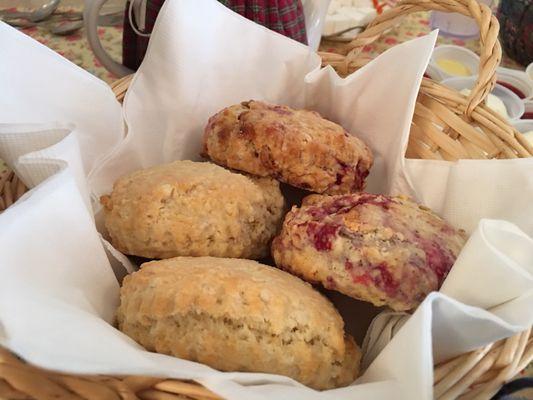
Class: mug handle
83,0,133,77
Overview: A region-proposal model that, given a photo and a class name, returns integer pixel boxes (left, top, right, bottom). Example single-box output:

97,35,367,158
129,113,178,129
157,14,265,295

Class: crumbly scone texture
202,100,373,194
100,160,284,259
272,193,467,311
117,257,361,390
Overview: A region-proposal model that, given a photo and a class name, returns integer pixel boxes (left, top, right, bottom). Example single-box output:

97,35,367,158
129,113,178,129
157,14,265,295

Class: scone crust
272,193,467,311
117,257,360,389
202,101,373,194
101,160,284,259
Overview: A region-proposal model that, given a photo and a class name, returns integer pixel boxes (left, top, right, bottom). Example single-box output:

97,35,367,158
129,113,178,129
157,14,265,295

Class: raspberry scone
202,100,373,194
271,193,467,311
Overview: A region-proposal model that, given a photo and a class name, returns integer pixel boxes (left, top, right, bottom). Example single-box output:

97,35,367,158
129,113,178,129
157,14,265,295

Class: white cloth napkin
0,123,90,210
0,24,123,174
402,158,533,235
0,1,531,399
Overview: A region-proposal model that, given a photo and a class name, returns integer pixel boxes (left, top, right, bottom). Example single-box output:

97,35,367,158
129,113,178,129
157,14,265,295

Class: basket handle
339,0,502,117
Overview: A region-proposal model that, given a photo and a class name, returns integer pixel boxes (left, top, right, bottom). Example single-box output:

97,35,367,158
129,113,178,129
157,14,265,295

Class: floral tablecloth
14,7,123,83
11,7,524,85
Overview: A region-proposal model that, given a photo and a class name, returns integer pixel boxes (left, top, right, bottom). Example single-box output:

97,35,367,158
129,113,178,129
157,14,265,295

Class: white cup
430,45,480,80
442,76,525,120
523,100,533,120
526,62,533,84
425,63,445,81
512,119,533,148
496,67,533,101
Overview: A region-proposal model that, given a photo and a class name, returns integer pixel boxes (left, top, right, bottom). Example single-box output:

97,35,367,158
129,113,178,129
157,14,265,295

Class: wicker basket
320,0,533,160
0,0,532,399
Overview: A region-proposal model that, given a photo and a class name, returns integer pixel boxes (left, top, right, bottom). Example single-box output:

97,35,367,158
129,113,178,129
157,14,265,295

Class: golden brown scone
100,161,284,259
272,193,467,311
202,100,373,194
117,257,361,390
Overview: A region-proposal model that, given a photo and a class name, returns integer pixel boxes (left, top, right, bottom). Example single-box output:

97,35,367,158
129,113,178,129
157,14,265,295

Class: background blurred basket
0,0,531,399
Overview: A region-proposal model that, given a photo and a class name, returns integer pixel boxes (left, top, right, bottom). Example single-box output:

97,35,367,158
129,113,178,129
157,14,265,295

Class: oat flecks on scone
117,257,361,390
272,193,467,311
100,160,284,259
202,100,373,194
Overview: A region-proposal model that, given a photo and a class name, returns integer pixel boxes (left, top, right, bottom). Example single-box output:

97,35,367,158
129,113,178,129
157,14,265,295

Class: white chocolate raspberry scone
202,100,373,194
271,193,467,311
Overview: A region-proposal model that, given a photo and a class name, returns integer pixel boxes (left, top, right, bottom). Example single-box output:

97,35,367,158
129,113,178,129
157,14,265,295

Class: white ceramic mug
84,0,330,77
84,0,133,77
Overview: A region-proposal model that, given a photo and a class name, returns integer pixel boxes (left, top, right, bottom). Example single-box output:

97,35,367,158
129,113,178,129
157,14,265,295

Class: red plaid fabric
123,0,307,70
218,0,307,43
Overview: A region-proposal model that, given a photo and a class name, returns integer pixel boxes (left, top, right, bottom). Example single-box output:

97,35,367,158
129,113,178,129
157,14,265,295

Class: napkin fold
0,23,123,174
361,219,533,373
441,219,533,310
0,123,90,210
403,156,533,235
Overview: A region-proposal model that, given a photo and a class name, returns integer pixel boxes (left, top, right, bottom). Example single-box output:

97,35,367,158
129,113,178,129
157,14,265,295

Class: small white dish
513,119,533,133
526,62,533,83
442,76,525,120
523,100,533,120
424,64,445,81
512,119,533,148
431,45,480,80
496,67,533,100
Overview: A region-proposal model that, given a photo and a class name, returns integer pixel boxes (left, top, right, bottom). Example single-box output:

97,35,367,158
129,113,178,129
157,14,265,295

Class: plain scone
117,257,361,390
100,160,284,259
272,193,467,311
203,100,373,194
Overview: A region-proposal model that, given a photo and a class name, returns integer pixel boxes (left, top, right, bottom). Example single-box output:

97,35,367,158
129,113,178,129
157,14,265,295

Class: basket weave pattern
320,0,533,160
0,323,531,400
0,0,532,398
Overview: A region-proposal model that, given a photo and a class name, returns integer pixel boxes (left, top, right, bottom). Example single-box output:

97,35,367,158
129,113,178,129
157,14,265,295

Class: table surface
11,7,524,84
